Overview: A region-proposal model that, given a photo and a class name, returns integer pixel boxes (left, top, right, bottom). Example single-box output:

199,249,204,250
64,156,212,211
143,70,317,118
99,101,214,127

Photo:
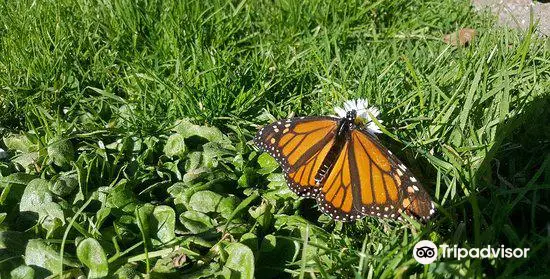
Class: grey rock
472,0,550,35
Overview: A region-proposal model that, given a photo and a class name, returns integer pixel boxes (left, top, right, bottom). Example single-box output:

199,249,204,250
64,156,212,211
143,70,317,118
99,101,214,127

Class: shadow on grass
472,93,550,276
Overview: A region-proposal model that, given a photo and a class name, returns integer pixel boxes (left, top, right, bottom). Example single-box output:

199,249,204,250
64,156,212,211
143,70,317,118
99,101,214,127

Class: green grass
0,0,549,278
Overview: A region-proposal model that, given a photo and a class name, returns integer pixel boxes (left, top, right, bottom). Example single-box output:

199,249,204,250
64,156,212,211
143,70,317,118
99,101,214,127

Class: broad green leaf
19,179,53,215
42,202,65,229
47,138,75,169
135,204,155,244
179,211,216,234
224,243,254,279
237,167,256,188
263,173,294,200
12,152,39,170
76,238,109,278
182,151,210,183
164,133,187,158
151,247,188,273
202,141,235,156
216,266,232,279
170,182,214,208
163,161,183,180
167,182,187,205
181,236,214,249
173,119,226,144
153,205,176,243
218,196,240,219
95,208,111,229
3,133,37,153
0,212,6,224
113,264,141,279
24,239,78,274
262,187,294,200
260,234,277,253
182,262,221,279
0,173,36,205
113,215,140,241
182,166,210,183
0,172,36,187
50,172,78,197
45,220,64,241
249,202,273,233
135,204,176,245
188,190,223,213
240,233,258,254
257,153,278,174
10,265,35,279
105,180,137,213
266,173,285,183
202,142,235,168
185,151,202,171
232,154,244,170
19,179,64,233
225,222,249,235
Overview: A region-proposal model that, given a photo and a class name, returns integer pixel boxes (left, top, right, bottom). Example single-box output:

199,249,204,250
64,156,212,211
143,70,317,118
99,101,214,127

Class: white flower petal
0,148,7,159
343,101,353,112
334,107,346,118
367,121,382,134
358,99,368,108
333,98,383,134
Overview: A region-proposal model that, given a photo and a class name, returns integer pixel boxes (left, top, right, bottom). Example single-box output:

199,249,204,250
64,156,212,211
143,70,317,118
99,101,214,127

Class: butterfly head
338,110,357,135
345,109,367,127
346,110,357,122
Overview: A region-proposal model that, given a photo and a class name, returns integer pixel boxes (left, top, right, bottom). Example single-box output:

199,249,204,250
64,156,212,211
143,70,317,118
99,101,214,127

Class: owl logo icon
413,240,437,264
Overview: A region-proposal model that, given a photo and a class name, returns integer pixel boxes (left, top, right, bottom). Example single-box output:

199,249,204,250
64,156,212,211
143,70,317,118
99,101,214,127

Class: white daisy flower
333,98,382,134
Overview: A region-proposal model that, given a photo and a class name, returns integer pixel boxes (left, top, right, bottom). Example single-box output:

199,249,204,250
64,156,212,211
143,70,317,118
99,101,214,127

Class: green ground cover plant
0,0,549,278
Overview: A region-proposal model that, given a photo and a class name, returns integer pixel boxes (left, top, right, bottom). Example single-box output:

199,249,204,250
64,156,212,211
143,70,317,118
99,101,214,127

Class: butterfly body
254,110,435,222
315,110,356,186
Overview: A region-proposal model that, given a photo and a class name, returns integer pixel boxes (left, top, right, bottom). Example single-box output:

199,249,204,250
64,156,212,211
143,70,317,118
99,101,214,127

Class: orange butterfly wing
254,117,338,196
316,129,434,221
316,141,359,221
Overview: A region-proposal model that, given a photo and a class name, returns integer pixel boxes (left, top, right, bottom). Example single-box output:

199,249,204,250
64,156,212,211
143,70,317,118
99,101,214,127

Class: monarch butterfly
254,102,435,222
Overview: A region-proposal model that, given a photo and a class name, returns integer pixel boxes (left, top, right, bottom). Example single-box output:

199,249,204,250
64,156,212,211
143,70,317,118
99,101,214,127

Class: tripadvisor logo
439,244,530,260
413,240,438,264
413,240,530,264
